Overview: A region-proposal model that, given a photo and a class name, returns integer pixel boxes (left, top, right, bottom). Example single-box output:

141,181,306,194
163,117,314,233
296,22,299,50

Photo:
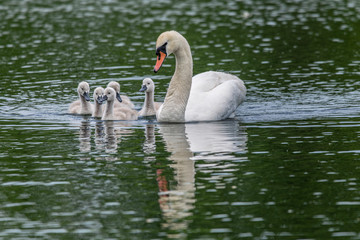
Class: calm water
1,0,360,239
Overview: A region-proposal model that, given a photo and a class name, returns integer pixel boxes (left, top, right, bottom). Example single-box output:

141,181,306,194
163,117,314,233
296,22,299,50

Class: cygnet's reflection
94,120,105,150
79,118,91,153
101,121,135,154
156,120,247,236
143,124,156,154
103,121,118,153
78,118,136,157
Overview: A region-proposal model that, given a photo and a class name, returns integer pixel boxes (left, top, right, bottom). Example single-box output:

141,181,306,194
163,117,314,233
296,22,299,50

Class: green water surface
0,0,360,239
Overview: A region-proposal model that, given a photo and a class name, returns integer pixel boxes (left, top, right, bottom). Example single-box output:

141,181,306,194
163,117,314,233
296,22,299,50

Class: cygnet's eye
147,82,150,85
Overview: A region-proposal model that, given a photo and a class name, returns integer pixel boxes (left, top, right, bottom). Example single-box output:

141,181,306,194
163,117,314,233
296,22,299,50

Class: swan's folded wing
186,77,246,121
191,71,244,93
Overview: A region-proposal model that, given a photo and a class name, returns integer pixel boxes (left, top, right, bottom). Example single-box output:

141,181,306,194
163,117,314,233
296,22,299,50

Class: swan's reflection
158,124,195,234
157,120,248,237
186,120,248,159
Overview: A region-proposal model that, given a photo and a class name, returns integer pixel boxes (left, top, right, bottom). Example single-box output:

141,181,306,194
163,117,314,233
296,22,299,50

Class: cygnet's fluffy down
92,87,105,118
102,87,138,121
138,78,162,117
68,81,93,115
107,81,135,109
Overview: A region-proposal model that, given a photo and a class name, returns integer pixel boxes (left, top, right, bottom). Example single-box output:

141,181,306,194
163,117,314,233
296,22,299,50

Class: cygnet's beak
83,92,91,101
154,51,166,73
96,96,104,104
116,92,122,102
103,95,108,101
139,84,147,92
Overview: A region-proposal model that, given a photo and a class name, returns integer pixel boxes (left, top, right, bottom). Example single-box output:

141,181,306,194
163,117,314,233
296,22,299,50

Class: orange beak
154,51,166,73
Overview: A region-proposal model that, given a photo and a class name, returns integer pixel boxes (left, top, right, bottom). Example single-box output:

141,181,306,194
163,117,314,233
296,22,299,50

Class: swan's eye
156,42,167,58
147,83,150,85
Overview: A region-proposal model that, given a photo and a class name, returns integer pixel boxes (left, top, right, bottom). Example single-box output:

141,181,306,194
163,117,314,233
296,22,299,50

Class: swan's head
107,81,122,102
93,87,105,105
139,78,155,93
103,87,116,103
154,30,187,73
77,81,91,101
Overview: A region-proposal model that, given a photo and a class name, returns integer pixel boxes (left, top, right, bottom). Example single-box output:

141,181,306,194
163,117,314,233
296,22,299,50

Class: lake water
1,0,360,239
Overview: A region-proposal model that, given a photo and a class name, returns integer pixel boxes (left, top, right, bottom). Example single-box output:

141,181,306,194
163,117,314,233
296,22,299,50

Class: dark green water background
0,0,360,239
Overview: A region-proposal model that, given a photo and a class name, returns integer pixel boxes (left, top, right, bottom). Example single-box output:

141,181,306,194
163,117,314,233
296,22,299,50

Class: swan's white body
138,78,163,117
68,81,93,115
154,31,246,123
102,87,138,121
107,81,135,109
92,87,105,118
185,71,246,121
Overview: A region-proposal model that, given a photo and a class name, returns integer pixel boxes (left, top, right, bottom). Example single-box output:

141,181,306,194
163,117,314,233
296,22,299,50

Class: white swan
138,78,163,117
68,81,93,115
107,81,135,109
153,30,246,123
92,87,105,118
102,87,138,121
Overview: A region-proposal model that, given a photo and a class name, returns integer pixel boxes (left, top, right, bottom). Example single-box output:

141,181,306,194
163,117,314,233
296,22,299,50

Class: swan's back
191,71,243,92
115,96,134,109
115,107,138,120
107,81,135,109
68,100,80,112
185,71,246,121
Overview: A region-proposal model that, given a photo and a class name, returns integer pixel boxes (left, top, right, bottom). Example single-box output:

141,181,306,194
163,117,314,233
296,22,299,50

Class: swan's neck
143,91,156,115
158,39,193,122
80,94,92,113
94,102,103,116
104,100,114,118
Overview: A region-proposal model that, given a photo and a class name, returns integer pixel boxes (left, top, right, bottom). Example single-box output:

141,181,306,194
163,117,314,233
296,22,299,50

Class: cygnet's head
77,81,91,101
103,87,117,103
139,78,155,93
107,81,122,102
93,87,105,105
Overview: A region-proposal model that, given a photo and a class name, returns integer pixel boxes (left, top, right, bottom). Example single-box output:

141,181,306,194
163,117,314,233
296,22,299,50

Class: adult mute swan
68,81,93,115
107,81,135,109
153,30,246,123
102,87,138,121
92,87,105,118
138,78,163,117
